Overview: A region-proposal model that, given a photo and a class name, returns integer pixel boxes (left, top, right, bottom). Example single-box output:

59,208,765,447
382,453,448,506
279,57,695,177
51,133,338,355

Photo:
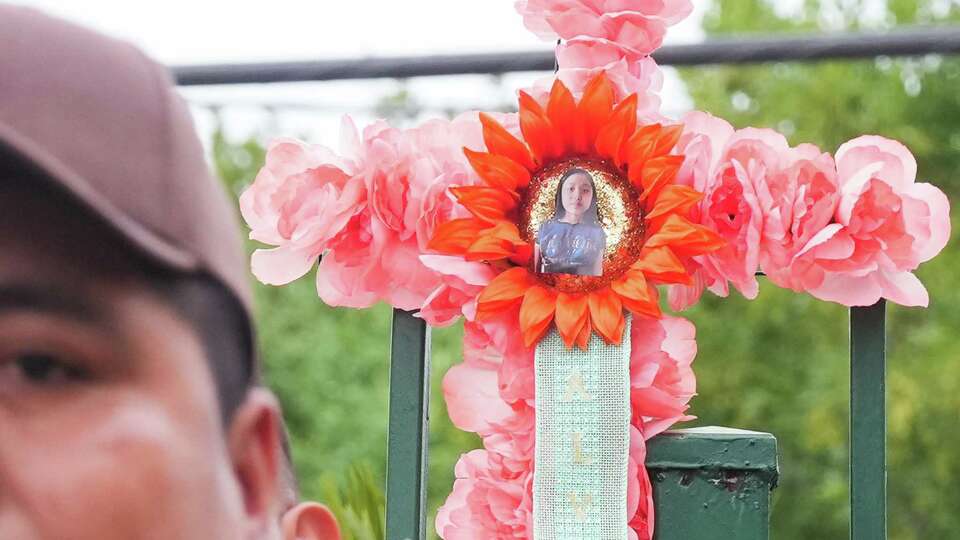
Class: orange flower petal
634,154,684,206
645,214,725,257
450,186,519,222
588,288,625,344
621,123,663,169
611,270,662,319
555,292,590,349
632,246,692,285
520,285,557,347
427,218,486,254
575,316,592,350
479,113,536,172
463,148,530,191
652,124,684,158
594,93,638,166
519,91,564,164
509,244,534,266
546,79,578,156
465,221,529,262
465,234,515,261
576,74,615,154
476,267,533,317
645,184,702,222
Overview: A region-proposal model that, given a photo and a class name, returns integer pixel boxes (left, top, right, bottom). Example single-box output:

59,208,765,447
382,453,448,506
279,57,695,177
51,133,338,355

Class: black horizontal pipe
172,26,960,86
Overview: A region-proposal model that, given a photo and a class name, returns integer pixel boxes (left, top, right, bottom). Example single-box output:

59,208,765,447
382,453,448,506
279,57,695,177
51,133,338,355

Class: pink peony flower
627,426,655,540
758,144,841,291
516,0,691,119
435,449,534,540
630,315,698,439
670,112,790,308
242,114,487,311
553,40,664,116
418,256,495,326
515,0,693,57
462,310,537,407
443,345,518,436
445,322,538,475
240,133,364,287
800,136,950,306
671,119,949,307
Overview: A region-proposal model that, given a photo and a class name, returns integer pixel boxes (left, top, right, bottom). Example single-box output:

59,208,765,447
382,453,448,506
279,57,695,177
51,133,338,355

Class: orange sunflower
429,74,723,350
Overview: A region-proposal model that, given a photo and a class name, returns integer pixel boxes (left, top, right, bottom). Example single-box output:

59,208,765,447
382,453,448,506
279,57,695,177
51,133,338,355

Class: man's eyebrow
0,283,107,322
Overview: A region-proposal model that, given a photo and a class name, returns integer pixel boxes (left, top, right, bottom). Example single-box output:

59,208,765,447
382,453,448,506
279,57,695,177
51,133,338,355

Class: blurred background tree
210,1,959,538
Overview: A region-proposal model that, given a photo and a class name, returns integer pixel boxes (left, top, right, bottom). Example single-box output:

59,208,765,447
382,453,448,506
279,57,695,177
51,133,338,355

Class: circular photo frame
520,157,645,293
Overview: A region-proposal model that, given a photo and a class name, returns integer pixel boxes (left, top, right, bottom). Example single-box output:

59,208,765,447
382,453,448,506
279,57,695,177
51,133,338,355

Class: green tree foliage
211,1,959,535
680,1,960,538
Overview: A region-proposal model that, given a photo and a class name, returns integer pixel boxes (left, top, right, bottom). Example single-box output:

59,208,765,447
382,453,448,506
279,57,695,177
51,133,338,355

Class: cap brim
0,121,200,273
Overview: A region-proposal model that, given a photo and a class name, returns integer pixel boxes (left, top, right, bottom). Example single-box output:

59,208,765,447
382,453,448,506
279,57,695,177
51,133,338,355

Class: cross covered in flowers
239,2,950,539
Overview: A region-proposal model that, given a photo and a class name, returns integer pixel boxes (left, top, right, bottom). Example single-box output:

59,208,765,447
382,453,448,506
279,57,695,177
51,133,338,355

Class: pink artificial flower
516,0,690,118
310,118,437,310
435,450,534,540
670,112,789,308
314,213,389,308
243,114,487,311
463,310,537,406
481,402,537,476
696,159,765,298
627,426,655,540
674,111,737,194
240,134,364,287
418,256,495,326
515,0,693,56
800,136,951,306
668,111,734,310
758,144,841,291
555,40,664,115
443,356,517,435
445,322,537,475
630,315,698,439
411,114,487,250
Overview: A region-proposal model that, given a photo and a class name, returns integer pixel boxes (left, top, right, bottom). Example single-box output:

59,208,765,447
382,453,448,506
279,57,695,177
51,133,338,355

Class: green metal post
385,309,431,540
648,427,779,540
850,301,886,540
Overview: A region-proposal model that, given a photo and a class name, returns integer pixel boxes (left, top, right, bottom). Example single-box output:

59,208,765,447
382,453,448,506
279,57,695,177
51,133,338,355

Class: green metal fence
382,301,885,540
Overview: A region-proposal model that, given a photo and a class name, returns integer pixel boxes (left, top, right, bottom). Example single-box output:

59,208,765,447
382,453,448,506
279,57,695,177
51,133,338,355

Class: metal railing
172,26,960,85
174,26,960,540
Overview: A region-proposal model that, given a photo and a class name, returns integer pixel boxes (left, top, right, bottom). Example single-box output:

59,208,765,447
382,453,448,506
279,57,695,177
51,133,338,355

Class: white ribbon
534,315,631,539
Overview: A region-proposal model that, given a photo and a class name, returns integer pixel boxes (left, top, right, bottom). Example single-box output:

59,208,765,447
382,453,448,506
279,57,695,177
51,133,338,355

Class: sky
9,0,713,146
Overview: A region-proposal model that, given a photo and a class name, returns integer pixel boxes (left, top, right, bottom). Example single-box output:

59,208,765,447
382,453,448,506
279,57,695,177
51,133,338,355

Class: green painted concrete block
647,427,779,540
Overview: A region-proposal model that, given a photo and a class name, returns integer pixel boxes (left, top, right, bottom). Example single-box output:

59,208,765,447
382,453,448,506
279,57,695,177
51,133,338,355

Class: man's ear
228,387,282,531
281,502,341,540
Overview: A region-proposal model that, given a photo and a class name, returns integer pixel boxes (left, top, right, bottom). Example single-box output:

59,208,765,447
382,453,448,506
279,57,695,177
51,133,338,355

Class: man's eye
14,353,87,384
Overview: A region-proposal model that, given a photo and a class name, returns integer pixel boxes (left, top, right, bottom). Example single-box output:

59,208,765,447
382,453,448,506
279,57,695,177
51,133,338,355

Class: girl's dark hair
554,168,600,225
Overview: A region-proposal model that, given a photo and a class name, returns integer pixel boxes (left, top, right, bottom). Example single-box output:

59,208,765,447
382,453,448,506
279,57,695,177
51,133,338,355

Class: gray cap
0,6,254,363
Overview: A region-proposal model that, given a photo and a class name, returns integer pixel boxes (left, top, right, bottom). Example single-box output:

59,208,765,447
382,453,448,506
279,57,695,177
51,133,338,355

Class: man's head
0,6,282,539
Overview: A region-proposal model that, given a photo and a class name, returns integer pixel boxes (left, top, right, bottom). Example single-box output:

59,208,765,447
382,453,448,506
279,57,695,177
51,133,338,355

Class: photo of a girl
534,168,607,276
